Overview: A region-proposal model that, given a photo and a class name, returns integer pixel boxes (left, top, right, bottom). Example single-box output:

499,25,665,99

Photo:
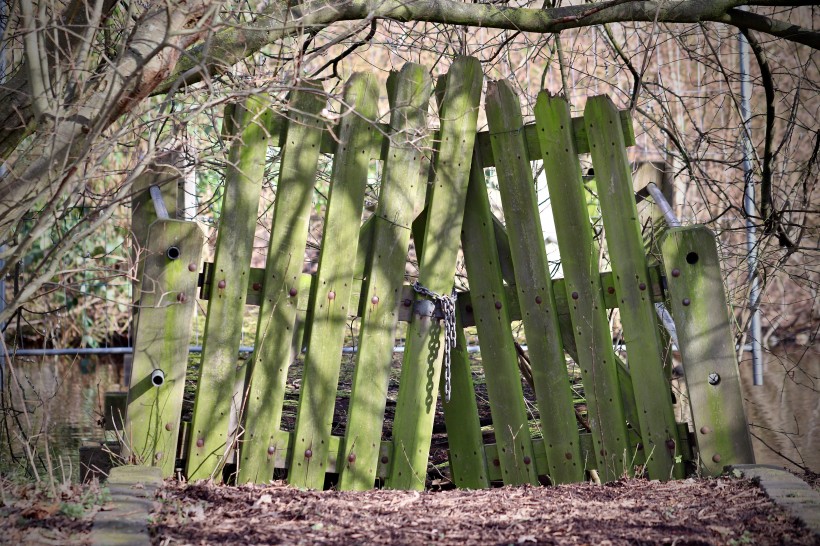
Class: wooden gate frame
124,56,754,489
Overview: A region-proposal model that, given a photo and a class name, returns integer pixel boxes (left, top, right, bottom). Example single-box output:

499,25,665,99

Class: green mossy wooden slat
460,147,538,486
267,109,634,162
485,80,583,485
337,63,432,491
235,83,326,485
484,434,598,481
186,98,274,481
440,311,489,488
388,56,484,490
481,220,642,450
285,73,379,489
584,95,681,480
660,226,755,475
533,93,630,482
125,220,203,476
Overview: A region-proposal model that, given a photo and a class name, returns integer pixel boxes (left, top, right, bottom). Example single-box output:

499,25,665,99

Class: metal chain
412,280,457,402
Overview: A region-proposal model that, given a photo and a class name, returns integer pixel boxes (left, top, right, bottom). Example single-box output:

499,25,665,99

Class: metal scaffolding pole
739,29,764,386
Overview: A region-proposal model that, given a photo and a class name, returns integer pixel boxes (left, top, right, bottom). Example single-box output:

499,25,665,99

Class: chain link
412,280,457,402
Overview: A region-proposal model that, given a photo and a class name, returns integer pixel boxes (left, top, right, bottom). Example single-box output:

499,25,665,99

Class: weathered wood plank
460,147,538,486
267,109,634,162
388,56,484,490
336,63,432,490
486,80,584,485
533,92,630,481
286,73,379,489
584,95,681,480
186,98,275,481
235,84,327,485
660,226,755,475
125,219,203,476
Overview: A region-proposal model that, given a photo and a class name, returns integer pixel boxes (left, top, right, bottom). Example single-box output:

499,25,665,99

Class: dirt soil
151,477,814,545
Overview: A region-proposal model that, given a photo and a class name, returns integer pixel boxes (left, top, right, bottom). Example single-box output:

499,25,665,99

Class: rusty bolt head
165,423,173,431
700,426,712,435
252,282,262,291
217,280,226,289
177,292,187,303
535,296,543,304
348,453,356,464
607,286,615,294
671,268,681,278
403,298,412,307
712,453,721,463
523,456,531,465
571,291,579,300
682,297,691,306
666,439,676,451
196,438,204,448
289,287,298,297
188,263,197,272
638,282,647,291
565,452,573,460
267,446,276,455
371,295,379,305
304,449,313,459
328,291,336,301
381,456,389,464
493,459,500,467
494,301,502,310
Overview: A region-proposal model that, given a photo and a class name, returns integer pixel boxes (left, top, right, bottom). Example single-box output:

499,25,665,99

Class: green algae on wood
388,56,484,490
660,225,755,475
337,63,432,490
533,92,630,481
235,83,327,485
584,95,681,480
186,97,276,482
485,80,583,485
125,220,203,477
285,73,379,489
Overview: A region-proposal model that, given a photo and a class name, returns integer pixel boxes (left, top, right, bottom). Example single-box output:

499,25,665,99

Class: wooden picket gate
123,56,754,490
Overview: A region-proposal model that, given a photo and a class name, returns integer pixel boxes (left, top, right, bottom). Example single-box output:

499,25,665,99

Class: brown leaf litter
151,477,815,545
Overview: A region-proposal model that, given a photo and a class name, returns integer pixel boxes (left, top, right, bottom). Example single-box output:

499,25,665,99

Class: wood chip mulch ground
151,477,815,545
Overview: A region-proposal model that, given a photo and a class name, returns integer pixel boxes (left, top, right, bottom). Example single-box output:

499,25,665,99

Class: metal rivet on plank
289,287,298,297
381,456,389,464
252,282,261,291
638,282,647,291
535,296,542,304
371,295,379,305
607,286,615,294
328,291,336,300
494,301,502,310
523,456,531,465
348,453,356,463
403,298,412,307
571,292,579,300
267,446,275,455
671,268,680,277
712,454,721,463
304,449,313,458
188,263,197,272
217,280,226,289
682,297,691,306
700,426,711,435
708,372,721,385
196,438,204,448
165,423,173,431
